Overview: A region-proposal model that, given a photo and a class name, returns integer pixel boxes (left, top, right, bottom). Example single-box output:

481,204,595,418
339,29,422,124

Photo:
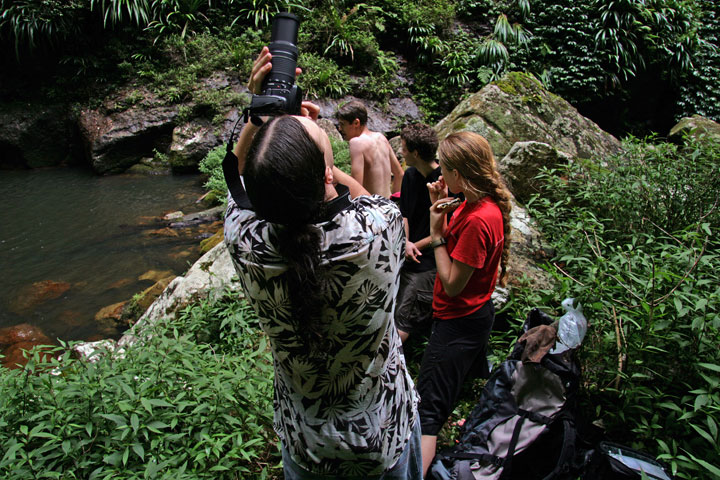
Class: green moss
493,72,544,97
494,79,518,96
521,94,544,106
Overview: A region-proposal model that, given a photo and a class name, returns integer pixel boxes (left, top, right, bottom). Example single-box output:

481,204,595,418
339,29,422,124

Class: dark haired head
400,123,438,163
336,100,367,126
244,115,326,225
244,115,330,352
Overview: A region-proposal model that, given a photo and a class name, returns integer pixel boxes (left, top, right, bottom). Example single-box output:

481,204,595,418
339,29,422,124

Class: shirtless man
336,100,404,198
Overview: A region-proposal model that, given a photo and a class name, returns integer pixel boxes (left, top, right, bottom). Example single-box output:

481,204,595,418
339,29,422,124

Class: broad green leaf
132,443,145,461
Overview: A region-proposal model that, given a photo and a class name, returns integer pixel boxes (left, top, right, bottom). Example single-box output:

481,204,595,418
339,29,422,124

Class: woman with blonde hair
417,131,512,476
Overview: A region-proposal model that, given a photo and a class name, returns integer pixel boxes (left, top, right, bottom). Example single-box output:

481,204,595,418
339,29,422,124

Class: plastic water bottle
550,298,587,354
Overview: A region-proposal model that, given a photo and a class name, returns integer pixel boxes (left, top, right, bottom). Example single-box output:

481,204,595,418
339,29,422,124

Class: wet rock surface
0,323,56,370
9,280,72,315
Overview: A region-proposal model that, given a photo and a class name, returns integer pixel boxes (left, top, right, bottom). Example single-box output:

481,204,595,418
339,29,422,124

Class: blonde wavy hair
437,131,512,286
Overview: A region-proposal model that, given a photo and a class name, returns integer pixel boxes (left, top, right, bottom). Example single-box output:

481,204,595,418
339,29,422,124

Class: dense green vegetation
525,133,720,478
0,293,280,479
1,0,718,132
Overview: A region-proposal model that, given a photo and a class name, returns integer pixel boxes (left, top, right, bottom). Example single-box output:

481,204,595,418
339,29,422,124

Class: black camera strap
222,116,253,209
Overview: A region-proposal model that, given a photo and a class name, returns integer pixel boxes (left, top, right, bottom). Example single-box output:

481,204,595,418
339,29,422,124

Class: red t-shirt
432,198,504,320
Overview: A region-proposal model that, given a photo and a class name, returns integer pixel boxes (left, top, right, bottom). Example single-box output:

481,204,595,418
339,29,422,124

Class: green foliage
594,0,701,87
329,134,350,174
511,0,709,128
512,1,605,104
677,0,720,122
301,2,384,69
198,144,229,202
527,135,720,479
90,0,153,28
145,0,211,43
356,49,402,100
0,290,279,479
127,30,257,111
0,0,87,58
297,51,351,99
231,0,307,29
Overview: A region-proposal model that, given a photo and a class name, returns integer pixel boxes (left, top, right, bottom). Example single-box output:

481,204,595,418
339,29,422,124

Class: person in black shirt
395,124,441,343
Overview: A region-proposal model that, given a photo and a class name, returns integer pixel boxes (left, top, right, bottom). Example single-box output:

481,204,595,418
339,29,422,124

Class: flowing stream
0,167,211,343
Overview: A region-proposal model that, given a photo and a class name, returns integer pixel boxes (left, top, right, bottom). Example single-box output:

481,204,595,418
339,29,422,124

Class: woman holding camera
223,47,421,479
417,131,512,476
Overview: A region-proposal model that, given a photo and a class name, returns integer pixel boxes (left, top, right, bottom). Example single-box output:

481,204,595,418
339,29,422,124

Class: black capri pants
417,301,495,436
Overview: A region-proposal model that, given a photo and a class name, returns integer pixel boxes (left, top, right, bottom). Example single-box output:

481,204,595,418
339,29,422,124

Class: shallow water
0,167,210,343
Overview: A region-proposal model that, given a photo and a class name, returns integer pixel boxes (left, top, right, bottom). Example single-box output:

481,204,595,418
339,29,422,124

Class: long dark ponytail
244,116,329,350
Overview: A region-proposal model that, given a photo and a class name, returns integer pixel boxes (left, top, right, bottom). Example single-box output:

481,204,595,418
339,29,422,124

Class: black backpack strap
540,418,577,480
499,408,555,479
222,117,254,209
499,410,528,478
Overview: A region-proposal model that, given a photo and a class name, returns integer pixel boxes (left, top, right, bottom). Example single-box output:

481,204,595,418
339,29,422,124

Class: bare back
349,131,399,198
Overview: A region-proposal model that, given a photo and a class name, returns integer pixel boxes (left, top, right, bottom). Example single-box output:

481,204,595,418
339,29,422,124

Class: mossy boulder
668,115,720,144
435,72,622,161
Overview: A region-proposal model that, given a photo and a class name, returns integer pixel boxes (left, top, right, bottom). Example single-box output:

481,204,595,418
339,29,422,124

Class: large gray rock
77,73,249,175
435,72,622,161
0,102,79,169
499,141,572,204
167,108,243,173
668,115,720,144
77,87,179,175
168,119,219,173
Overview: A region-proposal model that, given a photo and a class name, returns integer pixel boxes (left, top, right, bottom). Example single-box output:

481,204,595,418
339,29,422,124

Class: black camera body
245,12,302,119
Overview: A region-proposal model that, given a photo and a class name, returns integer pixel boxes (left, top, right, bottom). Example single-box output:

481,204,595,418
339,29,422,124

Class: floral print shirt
224,185,418,476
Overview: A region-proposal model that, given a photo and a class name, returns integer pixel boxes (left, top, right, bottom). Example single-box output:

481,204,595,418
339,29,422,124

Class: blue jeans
281,421,423,480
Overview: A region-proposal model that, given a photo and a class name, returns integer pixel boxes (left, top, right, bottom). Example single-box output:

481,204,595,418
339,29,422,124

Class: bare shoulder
370,131,388,141
349,133,374,150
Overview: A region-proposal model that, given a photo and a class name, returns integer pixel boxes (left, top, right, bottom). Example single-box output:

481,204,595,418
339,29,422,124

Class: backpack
429,308,581,480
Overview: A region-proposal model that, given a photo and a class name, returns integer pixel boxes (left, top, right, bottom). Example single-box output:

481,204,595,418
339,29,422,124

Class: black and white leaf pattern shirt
224,184,419,476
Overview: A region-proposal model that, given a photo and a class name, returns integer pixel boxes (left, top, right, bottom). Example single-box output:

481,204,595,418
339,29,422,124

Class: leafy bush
526,135,720,479
0,0,89,57
300,2,384,70
677,0,720,122
355,49,402,101
297,51,351,99
198,144,229,204
329,134,350,174
0,291,279,480
546,134,719,235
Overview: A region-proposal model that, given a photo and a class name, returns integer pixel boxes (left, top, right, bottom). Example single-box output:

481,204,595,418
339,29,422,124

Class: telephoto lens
245,12,302,117
262,12,300,95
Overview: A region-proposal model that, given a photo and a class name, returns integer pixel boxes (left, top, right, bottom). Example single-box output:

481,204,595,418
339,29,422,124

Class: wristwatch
430,237,447,248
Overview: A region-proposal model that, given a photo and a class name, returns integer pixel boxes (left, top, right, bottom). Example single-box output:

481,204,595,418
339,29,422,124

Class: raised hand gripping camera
225,12,303,206
243,12,302,121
